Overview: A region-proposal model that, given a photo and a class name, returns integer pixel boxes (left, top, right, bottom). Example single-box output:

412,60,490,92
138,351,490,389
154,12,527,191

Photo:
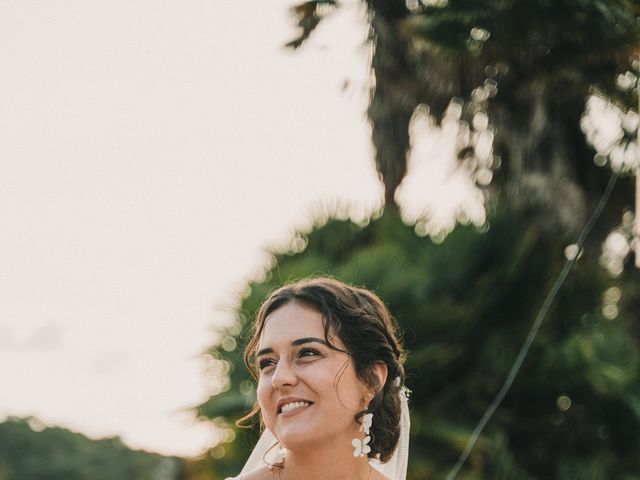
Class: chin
275,427,316,450
277,439,306,451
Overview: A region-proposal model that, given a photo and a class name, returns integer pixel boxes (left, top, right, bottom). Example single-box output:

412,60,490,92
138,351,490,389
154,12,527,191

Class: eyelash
257,348,323,372
299,347,321,358
258,358,276,371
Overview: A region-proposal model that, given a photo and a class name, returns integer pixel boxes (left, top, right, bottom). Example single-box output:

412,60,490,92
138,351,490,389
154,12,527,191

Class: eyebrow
255,337,329,358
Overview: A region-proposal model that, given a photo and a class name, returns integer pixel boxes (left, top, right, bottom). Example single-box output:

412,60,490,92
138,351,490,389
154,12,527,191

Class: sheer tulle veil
238,385,411,480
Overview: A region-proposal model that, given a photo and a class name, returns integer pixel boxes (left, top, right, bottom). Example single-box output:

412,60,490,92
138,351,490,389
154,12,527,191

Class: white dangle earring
352,393,374,458
264,442,287,469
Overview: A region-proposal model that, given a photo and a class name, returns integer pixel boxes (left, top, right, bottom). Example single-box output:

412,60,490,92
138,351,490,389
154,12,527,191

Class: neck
281,439,371,480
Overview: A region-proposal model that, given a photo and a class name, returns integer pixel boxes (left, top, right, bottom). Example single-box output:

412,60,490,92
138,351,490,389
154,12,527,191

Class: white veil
239,386,410,480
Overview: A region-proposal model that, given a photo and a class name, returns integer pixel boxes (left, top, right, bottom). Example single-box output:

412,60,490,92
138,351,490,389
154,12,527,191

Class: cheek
335,372,365,411
256,378,275,423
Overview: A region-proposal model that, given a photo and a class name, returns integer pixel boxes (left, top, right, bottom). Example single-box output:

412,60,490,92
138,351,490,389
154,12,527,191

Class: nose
271,358,297,389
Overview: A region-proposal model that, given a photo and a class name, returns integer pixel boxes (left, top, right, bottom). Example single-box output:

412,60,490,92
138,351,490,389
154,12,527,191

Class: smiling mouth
278,401,313,415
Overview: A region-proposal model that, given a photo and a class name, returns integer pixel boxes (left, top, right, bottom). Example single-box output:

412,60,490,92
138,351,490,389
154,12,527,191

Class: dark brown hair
241,276,406,462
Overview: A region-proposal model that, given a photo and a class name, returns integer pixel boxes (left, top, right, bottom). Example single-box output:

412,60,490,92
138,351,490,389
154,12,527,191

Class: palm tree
288,0,639,239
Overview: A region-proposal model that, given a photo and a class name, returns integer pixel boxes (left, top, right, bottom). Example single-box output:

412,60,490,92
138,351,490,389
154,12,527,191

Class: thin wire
446,171,620,480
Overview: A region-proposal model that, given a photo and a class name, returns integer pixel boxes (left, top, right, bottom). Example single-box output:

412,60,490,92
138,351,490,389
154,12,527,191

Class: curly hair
240,276,406,462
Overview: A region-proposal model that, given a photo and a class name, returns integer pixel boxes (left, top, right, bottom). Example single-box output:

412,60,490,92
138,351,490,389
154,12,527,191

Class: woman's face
255,301,367,450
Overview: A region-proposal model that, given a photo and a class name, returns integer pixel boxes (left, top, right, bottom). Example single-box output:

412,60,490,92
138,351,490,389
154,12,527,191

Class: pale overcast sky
0,0,476,457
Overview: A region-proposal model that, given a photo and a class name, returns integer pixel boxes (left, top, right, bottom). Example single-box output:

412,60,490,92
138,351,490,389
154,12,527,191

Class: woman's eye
258,359,276,371
298,348,321,358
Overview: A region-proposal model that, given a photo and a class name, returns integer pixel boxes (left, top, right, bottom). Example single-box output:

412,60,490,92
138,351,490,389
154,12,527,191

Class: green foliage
195,206,640,479
0,417,183,480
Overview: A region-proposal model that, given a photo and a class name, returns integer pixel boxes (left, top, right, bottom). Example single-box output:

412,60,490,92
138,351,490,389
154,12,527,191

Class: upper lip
276,396,313,414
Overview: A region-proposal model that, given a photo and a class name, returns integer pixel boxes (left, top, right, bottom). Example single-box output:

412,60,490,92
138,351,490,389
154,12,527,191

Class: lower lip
279,404,312,418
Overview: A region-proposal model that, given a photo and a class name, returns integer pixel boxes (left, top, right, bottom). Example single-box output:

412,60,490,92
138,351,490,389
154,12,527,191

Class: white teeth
280,401,310,414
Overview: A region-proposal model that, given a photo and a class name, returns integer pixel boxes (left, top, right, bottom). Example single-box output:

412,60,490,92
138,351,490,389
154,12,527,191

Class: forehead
258,302,331,347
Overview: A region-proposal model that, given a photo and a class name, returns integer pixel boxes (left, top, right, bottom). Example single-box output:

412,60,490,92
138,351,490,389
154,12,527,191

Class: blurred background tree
0,417,183,480
192,0,640,479
288,0,639,240
195,208,640,479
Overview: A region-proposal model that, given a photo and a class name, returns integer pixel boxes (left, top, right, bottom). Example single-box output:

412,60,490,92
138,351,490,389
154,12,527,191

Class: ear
371,361,388,394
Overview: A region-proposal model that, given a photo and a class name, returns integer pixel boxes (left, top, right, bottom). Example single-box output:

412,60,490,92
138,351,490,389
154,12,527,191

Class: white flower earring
352,393,374,458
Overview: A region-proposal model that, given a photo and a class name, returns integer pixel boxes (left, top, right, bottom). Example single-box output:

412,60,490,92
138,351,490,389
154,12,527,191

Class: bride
227,277,410,480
